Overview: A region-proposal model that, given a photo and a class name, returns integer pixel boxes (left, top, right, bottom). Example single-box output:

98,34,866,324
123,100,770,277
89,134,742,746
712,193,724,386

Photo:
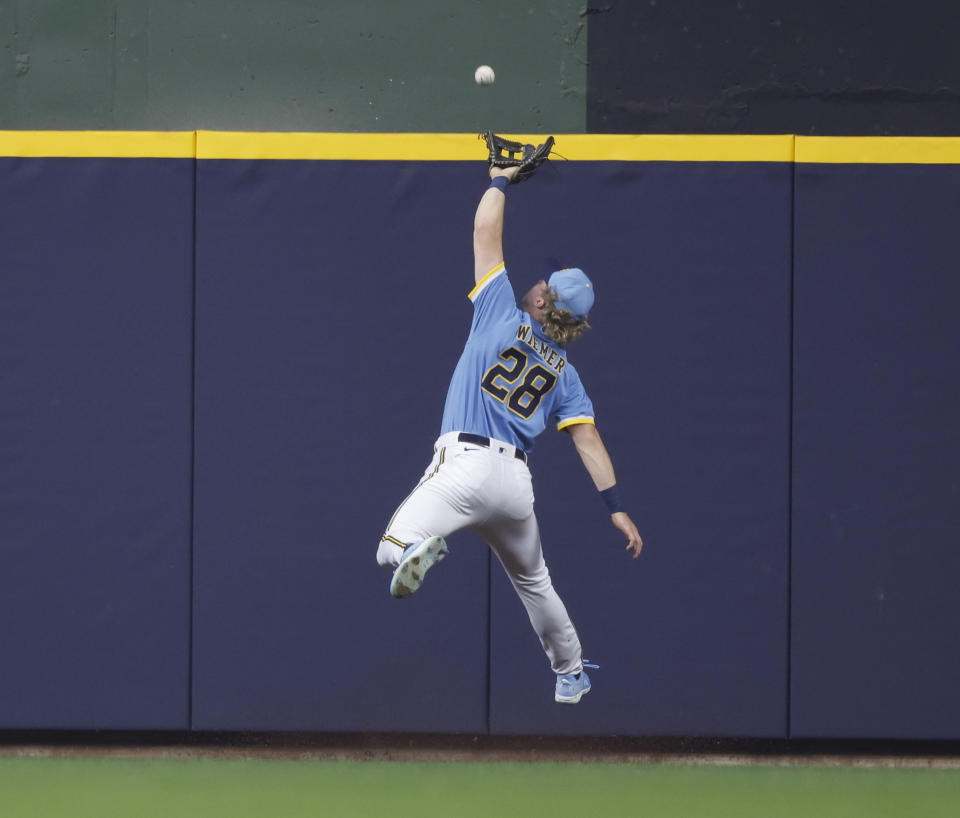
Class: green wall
0,0,587,132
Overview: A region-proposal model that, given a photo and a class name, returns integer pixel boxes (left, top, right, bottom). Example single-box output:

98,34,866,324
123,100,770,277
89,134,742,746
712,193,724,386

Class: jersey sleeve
552,363,596,431
468,263,522,333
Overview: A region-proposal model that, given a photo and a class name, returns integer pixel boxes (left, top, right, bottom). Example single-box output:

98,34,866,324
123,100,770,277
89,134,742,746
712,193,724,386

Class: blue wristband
600,485,623,514
488,176,509,193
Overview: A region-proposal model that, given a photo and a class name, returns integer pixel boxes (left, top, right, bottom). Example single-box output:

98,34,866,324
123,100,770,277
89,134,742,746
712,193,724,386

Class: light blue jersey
440,263,595,453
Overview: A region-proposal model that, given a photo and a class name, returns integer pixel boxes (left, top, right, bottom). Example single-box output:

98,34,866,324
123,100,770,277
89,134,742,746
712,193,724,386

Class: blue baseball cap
548,268,594,319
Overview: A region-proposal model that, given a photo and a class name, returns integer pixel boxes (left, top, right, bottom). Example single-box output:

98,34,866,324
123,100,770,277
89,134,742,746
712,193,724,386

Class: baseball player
377,141,643,705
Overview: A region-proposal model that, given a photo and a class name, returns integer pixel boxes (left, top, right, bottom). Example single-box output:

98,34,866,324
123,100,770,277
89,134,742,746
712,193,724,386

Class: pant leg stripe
385,447,446,533
381,534,409,550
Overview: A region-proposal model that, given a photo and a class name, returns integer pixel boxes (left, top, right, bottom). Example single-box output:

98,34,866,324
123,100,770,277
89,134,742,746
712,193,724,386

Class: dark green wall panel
0,0,586,131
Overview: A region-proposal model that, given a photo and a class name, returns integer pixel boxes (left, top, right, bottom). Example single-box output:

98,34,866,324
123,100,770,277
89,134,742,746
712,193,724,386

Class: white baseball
474,65,495,86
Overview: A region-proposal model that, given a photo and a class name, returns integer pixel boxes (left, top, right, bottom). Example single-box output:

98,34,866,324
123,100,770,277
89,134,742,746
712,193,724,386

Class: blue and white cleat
555,669,592,704
390,536,449,599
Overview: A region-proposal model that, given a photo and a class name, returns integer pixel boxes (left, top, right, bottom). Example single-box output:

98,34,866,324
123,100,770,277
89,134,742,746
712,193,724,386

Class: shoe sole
390,536,448,599
555,683,592,704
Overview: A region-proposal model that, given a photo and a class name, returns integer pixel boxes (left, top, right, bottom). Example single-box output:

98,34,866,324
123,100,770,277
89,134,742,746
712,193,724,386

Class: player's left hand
490,165,520,182
611,511,643,559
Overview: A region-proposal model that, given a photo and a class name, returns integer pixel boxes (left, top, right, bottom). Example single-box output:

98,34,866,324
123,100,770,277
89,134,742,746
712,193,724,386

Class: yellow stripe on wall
796,136,960,164
196,131,796,162
0,131,196,158
541,133,795,162
197,131,477,160
2,131,960,164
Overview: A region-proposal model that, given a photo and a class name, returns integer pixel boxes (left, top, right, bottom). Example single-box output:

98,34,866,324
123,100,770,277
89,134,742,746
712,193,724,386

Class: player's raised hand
489,164,520,183
611,511,643,559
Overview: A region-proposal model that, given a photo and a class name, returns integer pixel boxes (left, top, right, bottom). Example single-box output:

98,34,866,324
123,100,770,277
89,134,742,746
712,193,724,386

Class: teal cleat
555,669,592,704
390,536,448,599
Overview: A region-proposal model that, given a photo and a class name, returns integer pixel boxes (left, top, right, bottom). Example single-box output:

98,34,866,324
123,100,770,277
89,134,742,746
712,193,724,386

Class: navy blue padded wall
192,160,490,731
489,162,793,735
791,163,960,739
0,158,193,728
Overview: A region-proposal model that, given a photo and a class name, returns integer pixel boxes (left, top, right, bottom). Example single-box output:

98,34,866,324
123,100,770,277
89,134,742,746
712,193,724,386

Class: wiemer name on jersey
515,324,567,374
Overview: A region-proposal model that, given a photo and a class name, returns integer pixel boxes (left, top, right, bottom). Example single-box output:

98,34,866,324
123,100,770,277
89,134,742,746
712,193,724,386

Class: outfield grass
1,757,959,818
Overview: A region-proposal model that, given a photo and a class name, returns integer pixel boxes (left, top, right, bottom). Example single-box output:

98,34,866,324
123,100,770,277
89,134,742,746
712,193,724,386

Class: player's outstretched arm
567,423,644,559
473,165,519,285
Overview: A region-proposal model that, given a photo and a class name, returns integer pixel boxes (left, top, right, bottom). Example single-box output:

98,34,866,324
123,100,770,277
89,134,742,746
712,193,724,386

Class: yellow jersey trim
557,417,596,431
468,262,506,302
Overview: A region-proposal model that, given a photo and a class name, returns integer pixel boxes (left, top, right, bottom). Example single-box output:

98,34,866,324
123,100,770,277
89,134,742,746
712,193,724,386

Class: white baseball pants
377,431,583,675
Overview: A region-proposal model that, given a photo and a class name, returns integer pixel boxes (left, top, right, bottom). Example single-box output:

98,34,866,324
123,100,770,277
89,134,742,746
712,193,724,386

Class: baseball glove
482,131,555,183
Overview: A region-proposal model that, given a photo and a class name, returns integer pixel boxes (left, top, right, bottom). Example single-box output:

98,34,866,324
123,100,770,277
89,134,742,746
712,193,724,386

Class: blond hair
539,288,591,347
